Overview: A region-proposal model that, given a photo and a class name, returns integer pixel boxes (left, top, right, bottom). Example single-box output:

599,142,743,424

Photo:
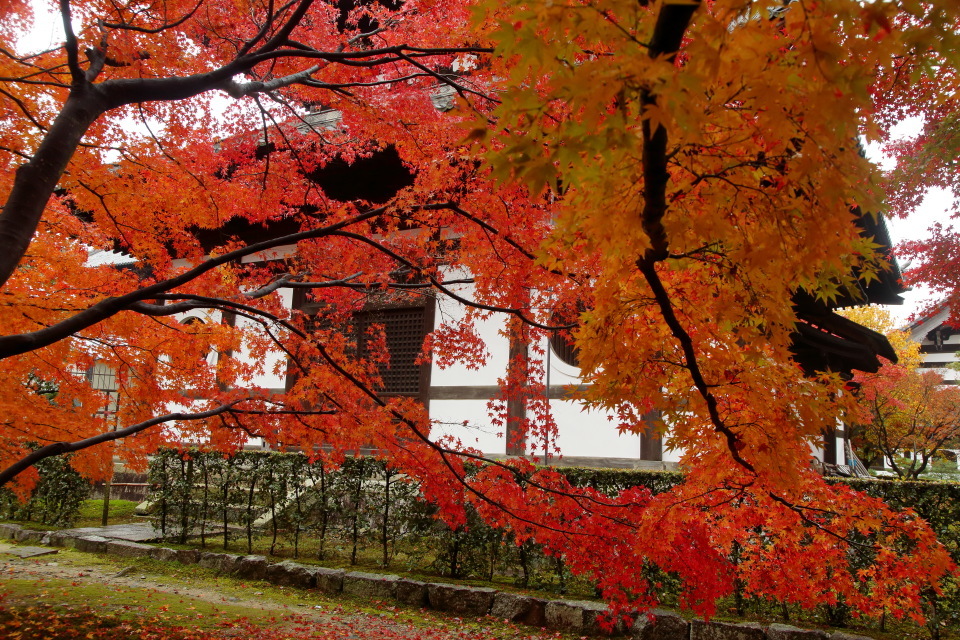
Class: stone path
57,522,164,542
4,545,58,558
56,522,224,543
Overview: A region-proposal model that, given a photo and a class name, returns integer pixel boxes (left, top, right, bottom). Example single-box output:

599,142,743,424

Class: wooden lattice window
290,284,433,402
356,306,428,396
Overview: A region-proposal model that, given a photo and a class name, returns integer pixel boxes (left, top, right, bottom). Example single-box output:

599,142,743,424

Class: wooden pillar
823,426,838,465
505,329,528,456
639,411,663,461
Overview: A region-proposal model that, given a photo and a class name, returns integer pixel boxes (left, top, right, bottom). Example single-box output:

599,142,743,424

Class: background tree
871,4,960,320
843,308,960,479
0,0,958,624
841,306,925,469
855,365,960,479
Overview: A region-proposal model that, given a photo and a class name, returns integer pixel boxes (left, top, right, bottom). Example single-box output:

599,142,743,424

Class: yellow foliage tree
840,306,923,369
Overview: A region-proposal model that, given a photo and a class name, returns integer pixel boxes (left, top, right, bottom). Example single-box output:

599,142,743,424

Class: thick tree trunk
0,87,108,289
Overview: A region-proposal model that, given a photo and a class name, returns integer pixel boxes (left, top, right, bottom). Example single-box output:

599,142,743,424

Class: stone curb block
71,535,109,553
632,608,690,640
830,633,874,640
491,592,546,626
106,540,153,558
545,599,609,635
343,571,399,601
40,531,66,547
395,578,428,608
175,548,200,565
690,620,766,640
139,544,197,565
14,529,45,544
150,547,179,563
233,555,269,581
266,561,316,589
312,567,345,595
767,623,830,639
199,552,238,574
0,523,22,539
427,584,496,617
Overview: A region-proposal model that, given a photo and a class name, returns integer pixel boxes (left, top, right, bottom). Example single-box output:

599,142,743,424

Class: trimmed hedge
147,450,690,590
146,450,960,629
561,466,683,495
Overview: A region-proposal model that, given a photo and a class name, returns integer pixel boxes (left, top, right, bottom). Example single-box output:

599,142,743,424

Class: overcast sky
866,117,956,326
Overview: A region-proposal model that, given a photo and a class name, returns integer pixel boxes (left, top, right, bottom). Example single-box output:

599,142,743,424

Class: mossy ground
2,503,954,640
0,545,577,640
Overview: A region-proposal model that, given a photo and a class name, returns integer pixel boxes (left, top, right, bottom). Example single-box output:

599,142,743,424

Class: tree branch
0,33,490,293
60,0,84,85
328,230,575,331
636,258,754,473
631,1,755,472
101,1,203,34
0,208,387,359
0,399,249,487
224,64,322,98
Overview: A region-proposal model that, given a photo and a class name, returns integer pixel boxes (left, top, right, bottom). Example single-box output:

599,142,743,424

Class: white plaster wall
662,441,684,463
429,278,511,387
177,258,684,462
171,252,294,391
922,344,960,383
809,439,824,463
236,287,293,390
543,339,581,387
542,337,686,462
429,399,506,454
548,399,642,458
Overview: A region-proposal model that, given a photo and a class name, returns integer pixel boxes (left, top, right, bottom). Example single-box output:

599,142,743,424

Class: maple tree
854,363,960,479
872,3,960,320
844,311,960,478
1,0,960,626
839,306,960,477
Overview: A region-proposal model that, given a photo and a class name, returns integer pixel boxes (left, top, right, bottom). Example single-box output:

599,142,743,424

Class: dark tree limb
0,399,249,487
0,208,387,359
0,12,491,291
0,89,110,294
60,0,83,84
101,1,204,34
632,0,755,472
328,230,576,331
636,258,755,473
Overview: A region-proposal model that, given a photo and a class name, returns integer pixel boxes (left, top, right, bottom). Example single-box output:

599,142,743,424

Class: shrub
0,454,88,526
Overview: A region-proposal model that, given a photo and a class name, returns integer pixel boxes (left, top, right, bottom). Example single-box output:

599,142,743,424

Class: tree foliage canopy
856,364,960,479
0,0,959,622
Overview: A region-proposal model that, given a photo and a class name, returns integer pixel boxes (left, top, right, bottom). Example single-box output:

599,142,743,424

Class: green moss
76,499,140,522
0,577,280,630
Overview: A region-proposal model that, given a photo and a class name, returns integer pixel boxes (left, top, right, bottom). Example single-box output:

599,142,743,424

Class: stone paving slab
4,545,58,558
57,523,224,543
58,523,165,542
